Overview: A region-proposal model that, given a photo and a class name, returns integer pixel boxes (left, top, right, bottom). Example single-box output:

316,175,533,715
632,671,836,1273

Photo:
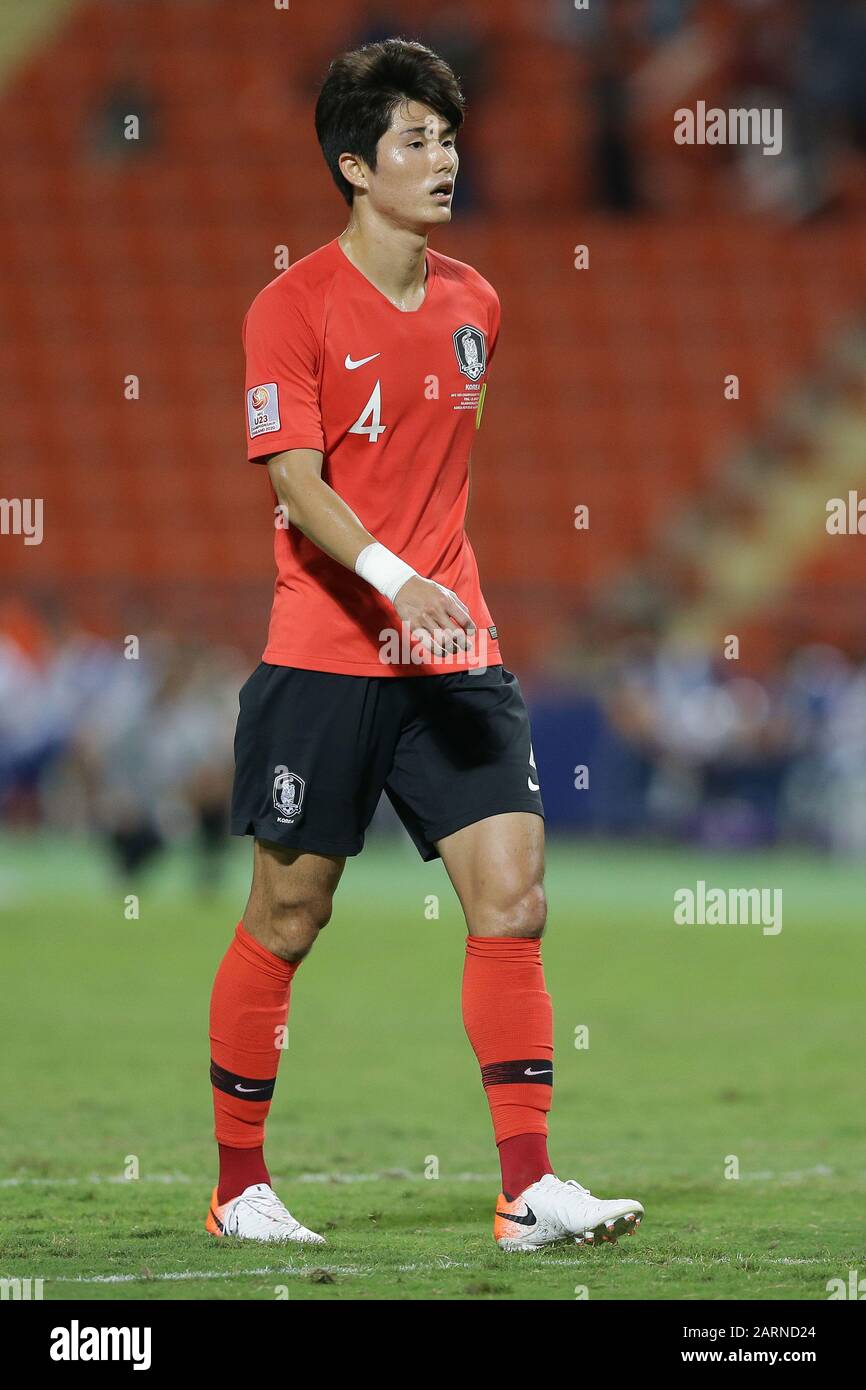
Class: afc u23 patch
248,382,281,437
452,324,487,381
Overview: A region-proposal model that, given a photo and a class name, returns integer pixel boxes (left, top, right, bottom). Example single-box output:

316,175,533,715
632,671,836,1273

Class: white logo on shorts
273,767,305,823
528,743,540,792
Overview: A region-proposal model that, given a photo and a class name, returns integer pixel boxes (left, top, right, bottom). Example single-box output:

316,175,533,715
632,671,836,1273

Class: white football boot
494,1174,643,1251
206,1182,325,1244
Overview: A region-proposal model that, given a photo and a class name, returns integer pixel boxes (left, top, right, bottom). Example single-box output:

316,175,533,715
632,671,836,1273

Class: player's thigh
231,663,400,856
243,840,347,960
435,810,547,939
384,663,545,881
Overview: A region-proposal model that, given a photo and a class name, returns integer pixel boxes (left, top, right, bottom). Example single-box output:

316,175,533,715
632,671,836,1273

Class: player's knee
482,880,547,939
252,888,334,962
277,892,334,959
511,881,548,939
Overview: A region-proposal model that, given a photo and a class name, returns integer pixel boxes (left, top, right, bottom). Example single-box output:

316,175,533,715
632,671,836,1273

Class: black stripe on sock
210,1060,276,1102
481,1059,554,1088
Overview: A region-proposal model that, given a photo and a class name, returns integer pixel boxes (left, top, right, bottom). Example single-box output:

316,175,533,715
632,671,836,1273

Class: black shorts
230,662,544,862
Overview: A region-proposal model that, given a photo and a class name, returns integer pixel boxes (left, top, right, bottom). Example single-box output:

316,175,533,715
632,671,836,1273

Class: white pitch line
41,1254,836,1286
51,1259,479,1284
616,1256,833,1267
739,1165,835,1182
297,1170,499,1184
0,1164,843,1189
0,1171,498,1188
51,1266,372,1284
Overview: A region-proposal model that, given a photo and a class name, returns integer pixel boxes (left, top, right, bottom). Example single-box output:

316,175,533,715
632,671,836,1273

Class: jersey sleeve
242,283,324,461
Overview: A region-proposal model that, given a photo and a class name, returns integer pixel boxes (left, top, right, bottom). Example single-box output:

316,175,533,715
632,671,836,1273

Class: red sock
462,935,554,1197
498,1133,554,1200
209,921,299,1205
217,1143,270,1205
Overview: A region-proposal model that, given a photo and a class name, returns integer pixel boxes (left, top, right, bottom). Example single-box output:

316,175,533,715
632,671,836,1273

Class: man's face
347,99,459,228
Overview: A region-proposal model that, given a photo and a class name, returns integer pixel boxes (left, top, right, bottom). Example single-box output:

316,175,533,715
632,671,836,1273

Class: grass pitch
1,833,863,1301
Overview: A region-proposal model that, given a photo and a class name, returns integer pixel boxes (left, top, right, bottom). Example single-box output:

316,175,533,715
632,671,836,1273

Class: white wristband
354,541,417,604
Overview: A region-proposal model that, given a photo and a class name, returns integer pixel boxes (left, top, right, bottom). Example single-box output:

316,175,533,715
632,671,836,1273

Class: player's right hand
393,575,477,658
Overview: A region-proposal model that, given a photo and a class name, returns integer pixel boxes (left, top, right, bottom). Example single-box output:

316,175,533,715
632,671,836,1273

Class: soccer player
206,38,644,1251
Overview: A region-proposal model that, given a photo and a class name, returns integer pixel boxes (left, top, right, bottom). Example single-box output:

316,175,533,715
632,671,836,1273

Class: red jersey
242,236,503,677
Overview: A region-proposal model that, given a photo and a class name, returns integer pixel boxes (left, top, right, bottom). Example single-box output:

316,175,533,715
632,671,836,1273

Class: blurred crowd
0,600,243,882
596,632,866,853
551,0,866,219
93,0,866,220
354,0,866,219
2,600,866,861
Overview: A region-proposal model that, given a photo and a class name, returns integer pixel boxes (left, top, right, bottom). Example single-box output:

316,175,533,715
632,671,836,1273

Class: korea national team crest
452,324,487,381
273,767,305,823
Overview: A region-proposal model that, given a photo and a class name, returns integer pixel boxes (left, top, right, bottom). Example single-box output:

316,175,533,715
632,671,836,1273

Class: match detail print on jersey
242,237,504,677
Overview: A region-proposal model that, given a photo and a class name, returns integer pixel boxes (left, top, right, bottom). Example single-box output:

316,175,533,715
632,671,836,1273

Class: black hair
315,37,465,206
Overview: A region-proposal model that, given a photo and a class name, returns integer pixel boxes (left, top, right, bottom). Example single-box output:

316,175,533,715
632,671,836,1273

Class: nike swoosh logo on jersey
234,1084,268,1093
528,777,540,790
496,1205,537,1227
524,1067,552,1076
344,352,381,370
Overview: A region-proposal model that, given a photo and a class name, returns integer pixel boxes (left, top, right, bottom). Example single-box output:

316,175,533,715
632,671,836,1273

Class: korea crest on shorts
452,324,487,381
273,767,305,822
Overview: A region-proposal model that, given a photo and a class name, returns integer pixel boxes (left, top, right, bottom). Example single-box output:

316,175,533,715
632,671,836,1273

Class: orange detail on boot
493,1189,537,1243
205,1186,227,1237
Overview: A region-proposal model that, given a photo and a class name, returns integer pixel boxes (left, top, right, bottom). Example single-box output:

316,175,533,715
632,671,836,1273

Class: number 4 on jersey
349,381,387,443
